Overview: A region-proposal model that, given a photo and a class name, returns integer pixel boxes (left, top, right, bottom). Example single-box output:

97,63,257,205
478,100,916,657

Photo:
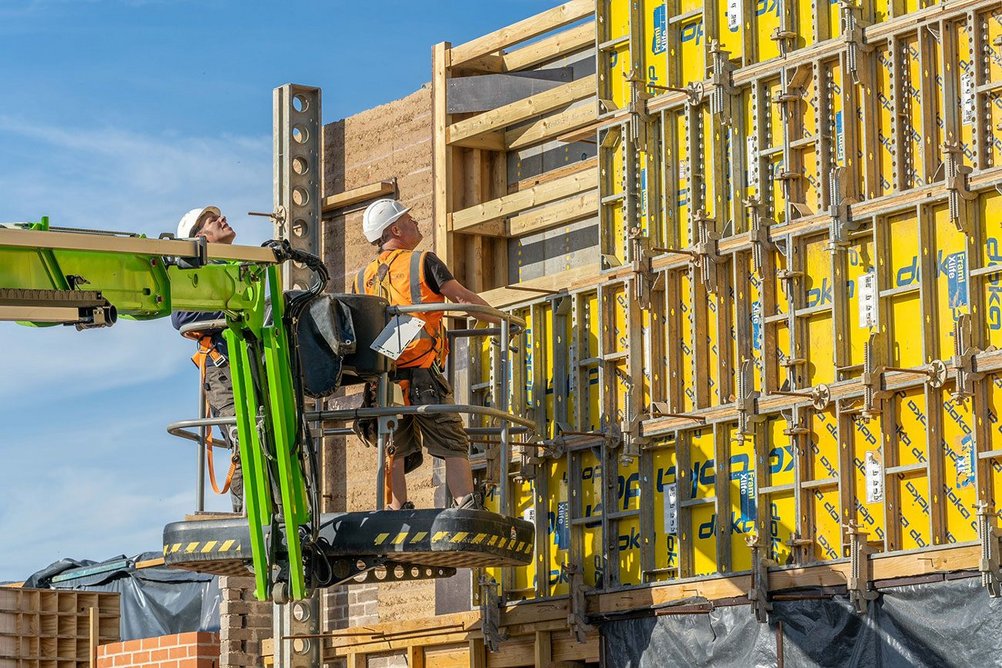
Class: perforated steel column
274,84,322,290
272,82,321,668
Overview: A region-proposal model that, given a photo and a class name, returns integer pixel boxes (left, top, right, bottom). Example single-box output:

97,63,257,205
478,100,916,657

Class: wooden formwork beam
447,76,596,148
450,167,598,234
449,0,594,69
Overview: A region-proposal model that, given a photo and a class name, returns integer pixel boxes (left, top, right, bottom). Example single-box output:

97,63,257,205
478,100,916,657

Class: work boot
453,492,483,510
386,501,415,511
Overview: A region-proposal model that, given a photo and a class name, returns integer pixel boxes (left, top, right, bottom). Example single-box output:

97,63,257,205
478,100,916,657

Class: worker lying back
170,206,244,513
353,199,498,510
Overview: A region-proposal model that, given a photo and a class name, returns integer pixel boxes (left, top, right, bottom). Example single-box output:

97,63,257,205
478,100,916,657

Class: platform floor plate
163,508,534,577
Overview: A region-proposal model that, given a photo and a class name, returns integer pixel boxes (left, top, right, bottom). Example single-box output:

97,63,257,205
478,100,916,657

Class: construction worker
171,206,243,513
354,198,497,511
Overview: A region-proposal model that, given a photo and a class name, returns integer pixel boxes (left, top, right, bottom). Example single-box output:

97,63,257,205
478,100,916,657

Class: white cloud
0,118,265,579
0,319,191,403
0,115,273,244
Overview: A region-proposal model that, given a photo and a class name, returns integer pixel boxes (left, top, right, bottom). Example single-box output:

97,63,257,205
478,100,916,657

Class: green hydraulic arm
0,218,324,602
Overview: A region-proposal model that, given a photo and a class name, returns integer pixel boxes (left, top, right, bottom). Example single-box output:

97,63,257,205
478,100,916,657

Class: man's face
196,211,236,244
391,212,422,249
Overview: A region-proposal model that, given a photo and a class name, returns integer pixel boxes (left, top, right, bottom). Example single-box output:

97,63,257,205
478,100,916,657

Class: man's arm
439,279,501,325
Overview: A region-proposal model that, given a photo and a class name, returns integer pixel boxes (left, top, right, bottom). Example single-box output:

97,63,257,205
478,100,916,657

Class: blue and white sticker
652,5,667,55
957,434,975,489
943,250,970,310
835,110,845,164
727,0,742,32
555,501,570,550
738,471,757,522
751,300,763,352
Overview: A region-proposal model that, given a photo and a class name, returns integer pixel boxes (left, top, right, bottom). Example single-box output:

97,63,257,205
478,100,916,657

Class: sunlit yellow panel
729,425,756,572
690,429,718,576
651,441,680,580
853,415,887,548
580,449,605,588
546,459,570,598
617,457,642,585
893,389,931,551
942,394,979,544
886,212,923,367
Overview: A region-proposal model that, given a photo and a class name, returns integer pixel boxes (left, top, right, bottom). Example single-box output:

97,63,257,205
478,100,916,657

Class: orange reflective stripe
359,250,448,369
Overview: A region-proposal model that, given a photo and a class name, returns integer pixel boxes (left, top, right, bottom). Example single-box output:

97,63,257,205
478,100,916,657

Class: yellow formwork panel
809,408,843,560
645,0,668,92
932,204,971,362
688,428,718,576
885,211,923,368
677,15,705,84
893,388,933,550
580,448,605,587
617,456,643,585
991,375,1002,522
651,440,680,580
679,271,696,411
546,459,571,598
707,278,724,404
942,393,979,544
846,235,876,368
852,414,887,544
581,292,603,432
761,418,796,565
541,301,556,437
983,191,1002,350
804,234,835,386
728,424,757,572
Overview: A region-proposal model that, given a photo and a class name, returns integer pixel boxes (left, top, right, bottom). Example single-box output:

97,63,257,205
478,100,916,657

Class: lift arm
0,218,318,602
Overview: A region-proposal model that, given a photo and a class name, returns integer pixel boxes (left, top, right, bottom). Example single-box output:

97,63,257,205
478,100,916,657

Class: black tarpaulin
23,552,220,641
602,576,1002,667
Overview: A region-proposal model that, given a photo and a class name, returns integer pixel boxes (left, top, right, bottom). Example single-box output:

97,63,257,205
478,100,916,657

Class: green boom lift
0,218,534,604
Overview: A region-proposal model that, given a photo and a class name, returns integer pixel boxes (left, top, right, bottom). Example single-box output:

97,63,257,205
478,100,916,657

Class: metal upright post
499,317,511,516
376,371,390,509
196,385,207,512
271,82,322,668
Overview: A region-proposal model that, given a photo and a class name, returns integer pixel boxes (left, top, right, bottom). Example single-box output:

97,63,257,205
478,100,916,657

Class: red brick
175,631,201,645
142,636,162,649
168,645,189,659
113,654,131,666
131,650,151,664
150,648,169,661
120,639,143,653
195,659,218,668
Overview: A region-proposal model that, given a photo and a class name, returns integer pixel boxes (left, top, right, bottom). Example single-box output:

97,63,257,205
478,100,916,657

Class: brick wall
218,576,271,668
96,631,219,668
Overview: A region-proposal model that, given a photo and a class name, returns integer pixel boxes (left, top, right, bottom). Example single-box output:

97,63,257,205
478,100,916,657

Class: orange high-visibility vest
355,249,448,369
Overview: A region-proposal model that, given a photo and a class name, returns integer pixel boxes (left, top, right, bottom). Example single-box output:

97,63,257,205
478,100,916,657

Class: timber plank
451,168,597,233
505,102,598,151
321,180,396,212
447,76,596,146
449,0,594,68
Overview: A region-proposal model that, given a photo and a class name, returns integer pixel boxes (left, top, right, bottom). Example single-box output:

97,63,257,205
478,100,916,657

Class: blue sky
0,0,559,582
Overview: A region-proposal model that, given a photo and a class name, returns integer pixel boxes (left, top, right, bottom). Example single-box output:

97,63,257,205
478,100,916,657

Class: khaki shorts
390,367,470,461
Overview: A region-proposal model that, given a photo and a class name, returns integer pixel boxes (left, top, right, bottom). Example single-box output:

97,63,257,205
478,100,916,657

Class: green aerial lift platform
0,218,534,603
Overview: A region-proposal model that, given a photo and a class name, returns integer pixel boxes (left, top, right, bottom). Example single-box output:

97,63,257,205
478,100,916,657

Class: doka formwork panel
442,0,1002,605
0,589,119,668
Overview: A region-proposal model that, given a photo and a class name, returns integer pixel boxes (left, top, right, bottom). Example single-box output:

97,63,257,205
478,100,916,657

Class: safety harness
190,334,238,495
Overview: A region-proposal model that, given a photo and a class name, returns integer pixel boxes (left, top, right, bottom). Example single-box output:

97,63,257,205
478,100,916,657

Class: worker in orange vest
171,206,243,513
354,199,497,510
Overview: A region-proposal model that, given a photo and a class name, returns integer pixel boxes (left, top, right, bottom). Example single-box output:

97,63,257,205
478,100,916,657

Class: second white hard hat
177,206,220,238
362,199,410,243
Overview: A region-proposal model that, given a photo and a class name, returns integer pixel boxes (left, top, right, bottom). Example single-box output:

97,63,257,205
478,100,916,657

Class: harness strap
191,335,237,495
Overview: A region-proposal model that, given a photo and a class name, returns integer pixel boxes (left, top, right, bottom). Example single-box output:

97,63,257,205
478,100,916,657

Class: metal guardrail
168,302,534,515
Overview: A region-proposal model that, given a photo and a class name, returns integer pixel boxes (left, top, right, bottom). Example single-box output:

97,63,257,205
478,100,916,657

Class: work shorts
354,366,470,469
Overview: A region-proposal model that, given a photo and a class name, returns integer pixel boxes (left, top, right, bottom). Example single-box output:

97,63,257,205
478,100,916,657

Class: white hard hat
362,199,410,243
176,206,220,238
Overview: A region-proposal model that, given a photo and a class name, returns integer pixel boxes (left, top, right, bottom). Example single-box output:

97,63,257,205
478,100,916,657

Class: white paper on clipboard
370,315,426,360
